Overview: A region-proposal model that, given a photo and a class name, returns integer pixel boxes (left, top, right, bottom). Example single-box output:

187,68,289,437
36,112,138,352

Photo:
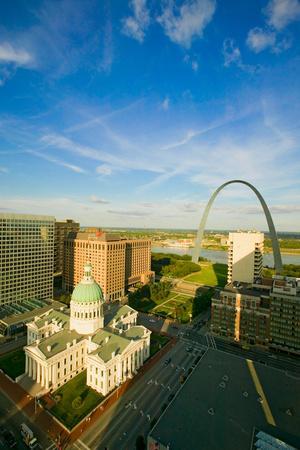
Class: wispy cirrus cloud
157,0,216,48
121,0,150,43
0,42,33,66
107,209,151,217
0,42,34,85
27,149,87,174
223,38,258,73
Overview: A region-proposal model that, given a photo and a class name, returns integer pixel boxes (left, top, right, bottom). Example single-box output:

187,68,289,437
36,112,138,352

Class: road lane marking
78,439,90,450
246,359,276,426
45,444,56,450
85,343,191,447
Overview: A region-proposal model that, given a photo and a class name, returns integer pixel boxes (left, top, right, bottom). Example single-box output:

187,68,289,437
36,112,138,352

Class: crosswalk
179,336,207,352
205,332,217,349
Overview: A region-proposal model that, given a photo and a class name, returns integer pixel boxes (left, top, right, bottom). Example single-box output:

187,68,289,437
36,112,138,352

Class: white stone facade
24,305,150,394
69,299,104,335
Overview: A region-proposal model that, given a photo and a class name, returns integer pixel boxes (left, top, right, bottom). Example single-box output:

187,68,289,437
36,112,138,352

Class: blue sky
0,0,300,230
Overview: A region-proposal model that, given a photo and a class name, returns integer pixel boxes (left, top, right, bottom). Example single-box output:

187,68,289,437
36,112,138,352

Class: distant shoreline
152,244,300,256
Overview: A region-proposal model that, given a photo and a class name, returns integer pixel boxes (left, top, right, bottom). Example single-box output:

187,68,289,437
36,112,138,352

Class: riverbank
151,246,300,265
152,244,300,256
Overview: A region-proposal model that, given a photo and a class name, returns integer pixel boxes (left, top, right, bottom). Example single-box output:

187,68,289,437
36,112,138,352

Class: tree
136,435,146,450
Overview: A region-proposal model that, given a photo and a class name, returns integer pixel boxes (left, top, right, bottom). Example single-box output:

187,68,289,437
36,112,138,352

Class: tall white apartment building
0,213,55,305
227,231,264,284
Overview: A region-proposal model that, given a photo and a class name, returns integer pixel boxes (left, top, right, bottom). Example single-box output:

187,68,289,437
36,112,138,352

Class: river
152,246,300,266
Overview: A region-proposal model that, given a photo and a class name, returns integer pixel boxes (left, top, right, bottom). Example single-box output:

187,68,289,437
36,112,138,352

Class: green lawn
150,333,170,357
0,349,25,379
184,262,227,287
51,370,103,429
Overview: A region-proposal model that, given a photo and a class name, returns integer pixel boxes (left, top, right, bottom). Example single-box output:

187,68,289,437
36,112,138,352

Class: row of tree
151,252,206,277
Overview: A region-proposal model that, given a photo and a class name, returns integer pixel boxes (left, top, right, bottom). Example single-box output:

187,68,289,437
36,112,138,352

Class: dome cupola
70,262,104,334
71,262,104,304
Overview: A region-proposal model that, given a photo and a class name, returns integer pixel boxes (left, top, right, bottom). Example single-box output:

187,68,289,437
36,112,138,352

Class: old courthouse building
24,263,151,395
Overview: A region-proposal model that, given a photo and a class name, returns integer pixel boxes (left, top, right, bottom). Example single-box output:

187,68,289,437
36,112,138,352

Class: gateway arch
192,180,283,274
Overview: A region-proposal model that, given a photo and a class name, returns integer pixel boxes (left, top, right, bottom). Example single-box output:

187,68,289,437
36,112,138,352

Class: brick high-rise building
211,280,271,346
0,213,55,305
269,277,300,354
227,231,264,284
211,276,300,355
64,230,153,301
54,219,80,274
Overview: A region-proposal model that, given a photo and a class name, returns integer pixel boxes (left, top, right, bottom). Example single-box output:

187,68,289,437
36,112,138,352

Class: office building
0,213,55,305
227,231,264,284
54,219,80,275
24,263,151,393
64,230,153,301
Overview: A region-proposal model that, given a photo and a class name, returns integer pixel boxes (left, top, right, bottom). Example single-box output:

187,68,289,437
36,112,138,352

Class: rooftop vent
47,345,51,352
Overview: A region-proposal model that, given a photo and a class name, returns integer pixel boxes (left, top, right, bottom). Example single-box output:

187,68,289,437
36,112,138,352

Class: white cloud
246,28,276,53
0,42,33,66
0,166,8,173
122,0,150,43
90,195,110,204
96,165,113,176
157,0,216,48
265,0,300,30
161,97,170,111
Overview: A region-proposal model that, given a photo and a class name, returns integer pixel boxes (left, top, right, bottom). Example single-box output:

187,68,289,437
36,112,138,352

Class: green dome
71,263,104,303
72,282,103,303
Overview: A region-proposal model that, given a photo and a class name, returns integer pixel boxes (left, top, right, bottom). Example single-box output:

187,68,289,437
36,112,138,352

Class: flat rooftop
0,300,65,326
149,349,300,450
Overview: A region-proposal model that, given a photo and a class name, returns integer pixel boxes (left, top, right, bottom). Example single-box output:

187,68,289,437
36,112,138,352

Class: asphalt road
71,340,206,450
0,390,54,450
179,325,300,375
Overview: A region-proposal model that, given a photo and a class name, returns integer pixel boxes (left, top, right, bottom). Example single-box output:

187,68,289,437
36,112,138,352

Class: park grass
184,262,227,287
150,333,170,357
51,370,103,430
0,349,25,379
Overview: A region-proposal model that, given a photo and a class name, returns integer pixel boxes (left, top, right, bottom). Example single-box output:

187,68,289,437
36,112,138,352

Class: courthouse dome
71,262,104,303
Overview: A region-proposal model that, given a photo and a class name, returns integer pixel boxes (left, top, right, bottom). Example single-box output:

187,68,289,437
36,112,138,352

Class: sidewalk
67,336,177,445
0,337,177,448
0,371,69,448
